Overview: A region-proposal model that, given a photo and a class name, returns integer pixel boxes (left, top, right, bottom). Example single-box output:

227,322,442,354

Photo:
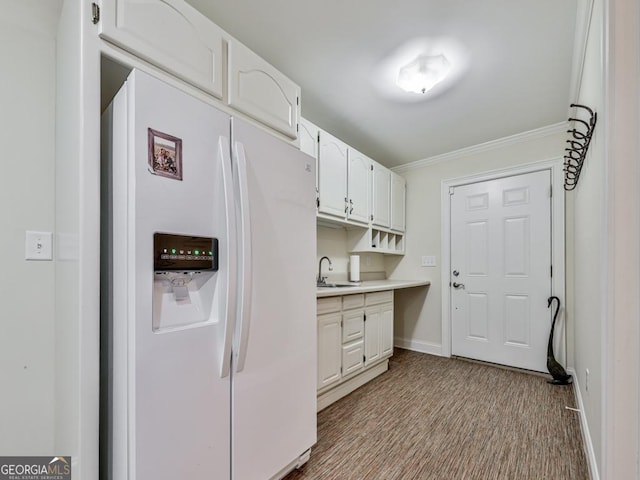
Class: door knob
452,282,465,289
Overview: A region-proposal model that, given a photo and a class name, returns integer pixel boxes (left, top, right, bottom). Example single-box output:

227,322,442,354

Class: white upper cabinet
299,118,319,160
228,39,300,139
390,171,406,232
318,130,348,218
99,0,224,98
347,149,371,225
371,161,391,228
318,130,370,225
299,118,319,206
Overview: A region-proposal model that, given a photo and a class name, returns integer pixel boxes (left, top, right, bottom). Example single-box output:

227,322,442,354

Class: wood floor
285,349,588,480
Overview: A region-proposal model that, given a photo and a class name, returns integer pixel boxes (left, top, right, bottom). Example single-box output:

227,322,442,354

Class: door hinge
91,2,100,24
296,123,299,133
363,314,367,322
297,96,300,106
551,265,553,277
370,214,374,222
550,186,553,198
449,186,455,195
370,164,374,171
363,354,366,363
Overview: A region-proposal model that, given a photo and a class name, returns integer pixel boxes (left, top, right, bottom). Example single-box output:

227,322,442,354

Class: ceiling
186,0,578,168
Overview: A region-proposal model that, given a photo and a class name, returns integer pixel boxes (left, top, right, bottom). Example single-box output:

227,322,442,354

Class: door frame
440,157,566,365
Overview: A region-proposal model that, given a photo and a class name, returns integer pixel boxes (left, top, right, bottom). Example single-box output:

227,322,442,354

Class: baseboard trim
316,361,388,412
394,337,444,356
567,367,600,480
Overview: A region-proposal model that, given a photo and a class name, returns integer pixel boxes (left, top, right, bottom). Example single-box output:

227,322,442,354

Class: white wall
0,0,62,454
569,0,604,473
317,225,385,280
387,127,566,354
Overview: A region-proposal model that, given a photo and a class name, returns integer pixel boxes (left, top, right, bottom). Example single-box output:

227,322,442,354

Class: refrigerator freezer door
109,69,234,480
231,118,317,480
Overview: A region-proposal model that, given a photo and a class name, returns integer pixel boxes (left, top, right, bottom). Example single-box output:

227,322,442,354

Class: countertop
316,279,430,298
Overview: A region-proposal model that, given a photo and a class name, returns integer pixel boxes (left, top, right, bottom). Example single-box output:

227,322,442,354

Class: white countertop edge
316,279,430,297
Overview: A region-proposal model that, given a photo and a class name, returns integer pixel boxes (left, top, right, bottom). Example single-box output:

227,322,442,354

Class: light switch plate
421,255,437,267
25,231,53,260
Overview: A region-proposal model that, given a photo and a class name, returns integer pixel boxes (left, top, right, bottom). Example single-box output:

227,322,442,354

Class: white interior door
450,170,552,372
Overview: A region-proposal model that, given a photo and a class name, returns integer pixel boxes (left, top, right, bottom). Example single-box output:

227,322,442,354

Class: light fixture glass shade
396,54,451,94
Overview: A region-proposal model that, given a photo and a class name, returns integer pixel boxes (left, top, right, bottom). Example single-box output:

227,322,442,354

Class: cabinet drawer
365,290,393,306
342,340,364,376
342,310,364,343
342,293,365,310
317,296,341,315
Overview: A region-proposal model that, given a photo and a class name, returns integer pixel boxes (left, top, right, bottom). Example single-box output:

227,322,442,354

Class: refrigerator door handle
219,136,237,379
233,141,253,373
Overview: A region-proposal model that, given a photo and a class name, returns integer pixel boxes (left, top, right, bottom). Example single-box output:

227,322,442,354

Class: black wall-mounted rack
564,103,597,191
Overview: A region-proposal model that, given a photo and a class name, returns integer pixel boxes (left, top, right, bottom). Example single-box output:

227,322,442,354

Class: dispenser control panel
154,233,218,271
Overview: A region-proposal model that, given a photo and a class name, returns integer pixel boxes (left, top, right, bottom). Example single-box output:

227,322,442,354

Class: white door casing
445,163,564,372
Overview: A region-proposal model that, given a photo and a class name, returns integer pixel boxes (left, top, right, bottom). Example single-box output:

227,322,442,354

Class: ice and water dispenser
152,233,219,331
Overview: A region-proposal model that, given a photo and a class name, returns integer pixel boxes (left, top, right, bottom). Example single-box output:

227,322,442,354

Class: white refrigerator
101,69,317,480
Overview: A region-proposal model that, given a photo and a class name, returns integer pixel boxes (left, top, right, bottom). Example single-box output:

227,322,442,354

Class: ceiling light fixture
396,54,451,94
373,37,469,102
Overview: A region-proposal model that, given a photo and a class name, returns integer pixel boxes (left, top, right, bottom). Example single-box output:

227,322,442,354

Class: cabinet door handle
349,199,354,214
344,197,349,214
452,282,465,289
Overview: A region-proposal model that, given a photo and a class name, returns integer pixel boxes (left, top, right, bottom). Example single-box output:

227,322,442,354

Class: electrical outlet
25,231,53,261
585,368,590,392
421,255,436,267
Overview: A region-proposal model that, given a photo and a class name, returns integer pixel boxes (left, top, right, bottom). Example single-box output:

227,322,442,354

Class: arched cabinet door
99,0,224,99
228,39,300,140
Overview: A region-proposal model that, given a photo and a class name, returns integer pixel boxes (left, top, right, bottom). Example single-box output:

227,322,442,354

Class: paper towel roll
349,255,360,282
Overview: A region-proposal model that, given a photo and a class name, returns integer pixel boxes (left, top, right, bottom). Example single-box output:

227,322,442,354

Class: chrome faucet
317,256,333,285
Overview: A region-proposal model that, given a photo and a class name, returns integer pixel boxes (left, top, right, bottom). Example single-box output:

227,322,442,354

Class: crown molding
392,122,567,174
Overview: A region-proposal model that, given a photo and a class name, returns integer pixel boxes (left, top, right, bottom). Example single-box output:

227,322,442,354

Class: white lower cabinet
381,303,394,357
365,290,394,365
342,340,364,376
317,311,342,390
364,307,381,366
317,290,394,410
